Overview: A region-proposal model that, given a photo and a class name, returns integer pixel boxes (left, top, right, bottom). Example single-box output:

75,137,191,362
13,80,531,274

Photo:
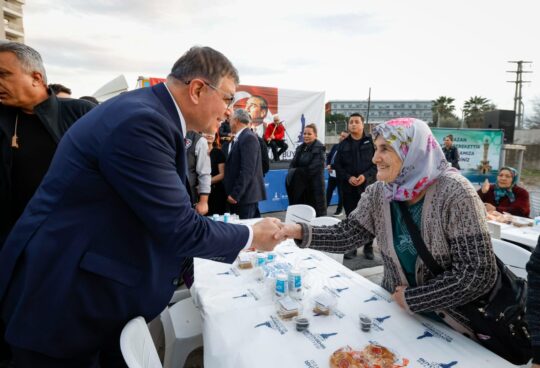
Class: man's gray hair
0,42,47,84
233,109,251,124
168,46,239,86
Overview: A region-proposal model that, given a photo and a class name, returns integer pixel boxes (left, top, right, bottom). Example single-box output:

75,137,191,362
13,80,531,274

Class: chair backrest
285,204,316,224
530,190,540,218
310,216,341,226
120,316,162,368
491,238,531,279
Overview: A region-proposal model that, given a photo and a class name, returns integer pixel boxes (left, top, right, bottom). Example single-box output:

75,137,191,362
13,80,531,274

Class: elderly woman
282,118,497,336
286,123,327,216
478,167,530,218
442,134,460,169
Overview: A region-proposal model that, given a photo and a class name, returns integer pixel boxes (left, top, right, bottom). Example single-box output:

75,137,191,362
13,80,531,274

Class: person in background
326,130,348,216
280,118,497,340
264,115,288,162
204,132,227,216
224,108,266,219
185,130,211,215
218,117,232,146
478,166,530,217
442,134,460,169
334,113,376,259
0,42,95,247
526,235,540,368
286,123,326,216
48,83,71,98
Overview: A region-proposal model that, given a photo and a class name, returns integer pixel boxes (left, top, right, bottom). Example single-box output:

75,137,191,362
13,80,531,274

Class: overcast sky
24,0,539,116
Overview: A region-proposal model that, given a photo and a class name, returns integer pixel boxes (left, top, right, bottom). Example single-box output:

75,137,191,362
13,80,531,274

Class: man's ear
31,71,45,87
188,79,205,105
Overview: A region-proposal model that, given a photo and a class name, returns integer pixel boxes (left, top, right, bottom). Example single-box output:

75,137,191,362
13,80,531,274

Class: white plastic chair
310,216,343,264
492,238,531,279
160,297,203,368
285,204,316,224
169,286,191,305
120,316,163,368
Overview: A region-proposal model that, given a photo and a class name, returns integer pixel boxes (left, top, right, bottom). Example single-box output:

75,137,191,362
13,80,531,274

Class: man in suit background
225,109,266,219
0,46,282,367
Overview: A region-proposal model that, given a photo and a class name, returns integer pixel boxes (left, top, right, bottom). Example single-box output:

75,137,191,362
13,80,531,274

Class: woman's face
203,133,215,144
497,169,514,189
372,135,403,183
443,137,452,148
303,127,316,144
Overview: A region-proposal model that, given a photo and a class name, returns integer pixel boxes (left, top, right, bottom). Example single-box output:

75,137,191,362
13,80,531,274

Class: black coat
442,145,460,169
286,139,326,216
334,134,376,194
0,92,95,241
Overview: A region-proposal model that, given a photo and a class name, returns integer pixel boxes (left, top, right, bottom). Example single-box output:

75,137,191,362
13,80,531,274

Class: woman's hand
276,223,302,240
392,286,407,309
485,203,496,213
481,178,490,194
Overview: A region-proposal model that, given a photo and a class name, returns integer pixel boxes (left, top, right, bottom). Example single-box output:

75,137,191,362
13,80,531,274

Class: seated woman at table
477,167,530,218
281,118,498,337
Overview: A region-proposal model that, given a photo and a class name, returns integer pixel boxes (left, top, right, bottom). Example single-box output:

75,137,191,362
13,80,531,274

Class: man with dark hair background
48,83,72,98
334,113,377,259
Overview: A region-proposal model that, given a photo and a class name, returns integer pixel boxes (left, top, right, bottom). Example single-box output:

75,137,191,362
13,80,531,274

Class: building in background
1,0,24,42
326,100,433,124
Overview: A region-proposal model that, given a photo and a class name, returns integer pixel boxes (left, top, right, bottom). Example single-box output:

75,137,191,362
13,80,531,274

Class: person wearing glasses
0,46,283,367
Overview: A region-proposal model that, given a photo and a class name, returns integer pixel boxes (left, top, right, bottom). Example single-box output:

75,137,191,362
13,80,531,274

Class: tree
524,97,540,129
463,96,496,128
431,96,456,126
325,113,348,135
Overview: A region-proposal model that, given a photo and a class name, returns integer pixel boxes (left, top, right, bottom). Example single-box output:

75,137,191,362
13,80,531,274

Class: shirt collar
164,83,187,138
234,126,248,141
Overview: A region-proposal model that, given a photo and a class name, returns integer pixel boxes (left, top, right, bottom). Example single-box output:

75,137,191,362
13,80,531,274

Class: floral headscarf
494,166,519,204
372,118,456,202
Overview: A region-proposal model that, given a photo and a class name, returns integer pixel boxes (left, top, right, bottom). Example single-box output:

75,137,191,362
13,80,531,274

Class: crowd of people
1,40,540,367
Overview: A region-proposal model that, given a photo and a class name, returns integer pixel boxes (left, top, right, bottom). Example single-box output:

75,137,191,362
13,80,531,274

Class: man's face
193,76,236,134
339,132,349,142
0,51,39,108
348,116,364,136
246,97,266,122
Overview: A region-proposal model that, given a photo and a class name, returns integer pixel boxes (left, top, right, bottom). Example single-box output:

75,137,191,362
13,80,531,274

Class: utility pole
366,87,371,124
507,61,532,129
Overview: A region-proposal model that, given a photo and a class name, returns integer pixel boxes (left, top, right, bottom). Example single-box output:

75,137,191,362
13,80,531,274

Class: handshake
250,218,303,252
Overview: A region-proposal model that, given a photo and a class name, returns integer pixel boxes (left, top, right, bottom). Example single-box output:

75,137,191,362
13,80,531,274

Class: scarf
494,166,518,204
372,118,456,202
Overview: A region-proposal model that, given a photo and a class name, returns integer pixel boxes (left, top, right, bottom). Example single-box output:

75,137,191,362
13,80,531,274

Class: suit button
437,312,445,318
172,278,179,286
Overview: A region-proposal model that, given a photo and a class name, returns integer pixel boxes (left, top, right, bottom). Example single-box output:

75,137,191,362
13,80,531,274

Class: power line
507,61,532,129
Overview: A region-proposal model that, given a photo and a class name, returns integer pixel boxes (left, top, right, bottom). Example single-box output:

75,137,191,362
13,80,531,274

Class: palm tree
463,96,495,128
431,96,456,127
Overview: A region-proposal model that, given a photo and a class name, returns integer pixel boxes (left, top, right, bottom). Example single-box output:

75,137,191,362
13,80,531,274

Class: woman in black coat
286,124,327,216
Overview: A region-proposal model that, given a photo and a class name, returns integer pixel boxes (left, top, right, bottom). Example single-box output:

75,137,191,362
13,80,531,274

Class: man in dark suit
225,109,266,219
0,46,282,367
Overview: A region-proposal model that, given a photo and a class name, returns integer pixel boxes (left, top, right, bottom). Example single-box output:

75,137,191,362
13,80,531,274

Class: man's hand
356,175,365,185
251,218,285,252
327,165,333,174
195,201,208,215
481,178,490,194
227,195,237,204
392,286,407,309
531,364,540,368
348,176,360,186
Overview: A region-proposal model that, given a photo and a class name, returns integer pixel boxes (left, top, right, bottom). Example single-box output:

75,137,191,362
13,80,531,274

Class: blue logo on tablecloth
217,268,240,277
323,285,349,298
233,293,248,299
254,315,288,335
329,274,341,278
417,322,453,342
307,266,317,270
417,358,458,367
364,290,393,303
304,360,320,368
302,330,338,349
336,287,349,293
371,315,391,332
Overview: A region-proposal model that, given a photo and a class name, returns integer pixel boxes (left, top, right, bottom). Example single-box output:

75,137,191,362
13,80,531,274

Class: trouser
342,185,373,254
325,176,343,211
268,140,288,161
229,202,261,219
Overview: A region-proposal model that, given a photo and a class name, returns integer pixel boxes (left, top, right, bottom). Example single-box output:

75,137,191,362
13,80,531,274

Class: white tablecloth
490,220,540,249
191,240,516,368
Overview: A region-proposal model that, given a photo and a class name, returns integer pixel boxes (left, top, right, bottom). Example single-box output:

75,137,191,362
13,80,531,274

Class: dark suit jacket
224,127,266,205
0,83,249,357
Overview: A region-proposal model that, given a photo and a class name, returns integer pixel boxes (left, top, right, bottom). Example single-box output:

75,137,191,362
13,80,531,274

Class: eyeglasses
185,79,235,108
